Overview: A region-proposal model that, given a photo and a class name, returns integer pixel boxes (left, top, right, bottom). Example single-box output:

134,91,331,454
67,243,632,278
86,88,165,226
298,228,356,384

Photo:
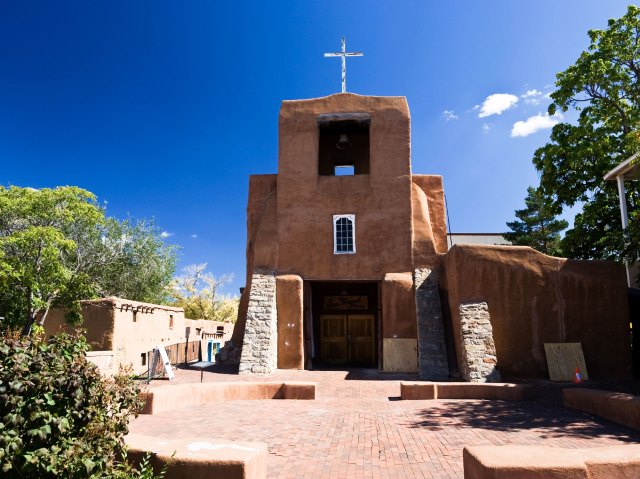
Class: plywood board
383,338,418,373
544,343,589,381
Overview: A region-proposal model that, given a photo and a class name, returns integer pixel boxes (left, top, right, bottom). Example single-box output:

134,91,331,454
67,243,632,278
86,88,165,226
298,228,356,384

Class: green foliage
532,5,640,261
95,218,177,305
0,186,177,332
0,330,164,478
505,186,568,256
169,263,239,322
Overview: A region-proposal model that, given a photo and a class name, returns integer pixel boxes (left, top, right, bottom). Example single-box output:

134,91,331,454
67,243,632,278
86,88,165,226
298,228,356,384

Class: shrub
0,330,158,478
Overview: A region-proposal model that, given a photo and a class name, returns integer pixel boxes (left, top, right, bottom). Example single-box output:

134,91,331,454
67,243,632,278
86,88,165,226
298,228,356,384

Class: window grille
333,214,356,254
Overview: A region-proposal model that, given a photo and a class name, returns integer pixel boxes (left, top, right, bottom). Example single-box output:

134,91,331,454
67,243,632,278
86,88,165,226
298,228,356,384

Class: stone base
414,268,449,380
458,301,501,382
239,272,278,375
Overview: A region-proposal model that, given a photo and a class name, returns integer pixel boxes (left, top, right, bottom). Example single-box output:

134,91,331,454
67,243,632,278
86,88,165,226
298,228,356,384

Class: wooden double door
320,314,376,366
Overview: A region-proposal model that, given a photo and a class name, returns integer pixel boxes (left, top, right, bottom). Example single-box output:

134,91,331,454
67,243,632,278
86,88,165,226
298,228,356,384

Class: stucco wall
275,94,427,280
43,299,116,350
276,275,304,369
381,272,416,339
412,175,448,261
44,297,230,375
441,245,632,379
232,175,277,346
232,94,448,366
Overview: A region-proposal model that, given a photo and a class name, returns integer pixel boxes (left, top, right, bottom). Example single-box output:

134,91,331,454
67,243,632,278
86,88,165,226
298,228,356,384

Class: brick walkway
129,368,640,479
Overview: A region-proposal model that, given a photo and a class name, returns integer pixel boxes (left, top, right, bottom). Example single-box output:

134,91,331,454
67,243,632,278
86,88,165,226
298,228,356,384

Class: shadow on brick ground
411,400,640,441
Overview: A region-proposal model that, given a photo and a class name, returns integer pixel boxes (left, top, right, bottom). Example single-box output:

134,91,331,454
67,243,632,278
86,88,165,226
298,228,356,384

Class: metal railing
146,340,201,377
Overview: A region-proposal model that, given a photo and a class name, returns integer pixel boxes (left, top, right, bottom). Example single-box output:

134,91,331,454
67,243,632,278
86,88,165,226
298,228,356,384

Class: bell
336,133,352,150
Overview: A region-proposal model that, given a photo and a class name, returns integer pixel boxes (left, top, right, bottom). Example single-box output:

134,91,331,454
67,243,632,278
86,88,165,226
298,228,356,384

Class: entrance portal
307,281,379,368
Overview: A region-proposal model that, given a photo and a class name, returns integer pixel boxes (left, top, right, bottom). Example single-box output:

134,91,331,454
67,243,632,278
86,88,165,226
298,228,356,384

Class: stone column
414,268,449,380
239,272,278,375
458,301,501,382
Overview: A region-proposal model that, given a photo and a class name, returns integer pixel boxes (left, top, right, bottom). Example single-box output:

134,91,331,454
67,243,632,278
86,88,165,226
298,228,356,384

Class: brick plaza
129,369,640,478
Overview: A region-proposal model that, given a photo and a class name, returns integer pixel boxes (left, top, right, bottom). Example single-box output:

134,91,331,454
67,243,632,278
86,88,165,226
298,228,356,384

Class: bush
0,330,158,478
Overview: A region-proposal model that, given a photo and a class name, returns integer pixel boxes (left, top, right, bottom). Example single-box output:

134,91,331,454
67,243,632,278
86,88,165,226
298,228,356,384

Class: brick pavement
130,368,640,478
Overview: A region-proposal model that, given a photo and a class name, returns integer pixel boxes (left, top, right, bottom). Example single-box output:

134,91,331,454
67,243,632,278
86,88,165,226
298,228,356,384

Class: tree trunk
21,288,34,336
37,306,51,328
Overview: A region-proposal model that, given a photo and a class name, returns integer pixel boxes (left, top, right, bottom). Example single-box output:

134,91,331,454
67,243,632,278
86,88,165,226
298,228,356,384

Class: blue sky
0,1,634,294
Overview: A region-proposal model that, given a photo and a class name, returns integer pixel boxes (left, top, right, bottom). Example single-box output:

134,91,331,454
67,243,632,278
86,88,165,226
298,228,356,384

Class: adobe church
229,92,633,382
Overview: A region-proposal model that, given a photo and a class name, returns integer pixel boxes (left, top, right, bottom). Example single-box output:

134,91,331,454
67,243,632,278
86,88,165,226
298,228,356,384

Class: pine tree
505,186,568,256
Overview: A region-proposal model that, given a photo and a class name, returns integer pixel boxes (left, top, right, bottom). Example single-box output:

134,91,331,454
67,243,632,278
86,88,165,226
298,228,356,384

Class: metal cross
324,37,363,93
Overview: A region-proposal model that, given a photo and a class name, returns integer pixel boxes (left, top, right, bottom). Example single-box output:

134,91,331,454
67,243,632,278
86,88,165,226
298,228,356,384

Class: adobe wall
411,175,448,262
44,297,229,375
381,273,418,372
231,175,277,345
231,94,448,364
441,245,632,379
276,275,304,369
381,272,416,339
42,299,116,350
275,94,416,279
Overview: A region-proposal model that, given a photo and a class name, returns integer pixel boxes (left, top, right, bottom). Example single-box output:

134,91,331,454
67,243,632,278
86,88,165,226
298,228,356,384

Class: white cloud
482,123,491,134
511,113,563,138
190,234,198,238
442,110,458,121
160,231,173,238
521,89,543,105
521,89,542,99
478,93,519,118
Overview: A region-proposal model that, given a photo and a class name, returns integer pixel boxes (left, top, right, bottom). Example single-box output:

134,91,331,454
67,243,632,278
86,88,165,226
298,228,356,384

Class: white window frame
333,214,356,254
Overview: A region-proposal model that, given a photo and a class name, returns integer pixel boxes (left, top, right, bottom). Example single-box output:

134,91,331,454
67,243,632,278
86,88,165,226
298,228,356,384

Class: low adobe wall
400,382,531,401
86,351,115,376
463,445,640,478
126,433,267,479
141,381,315,415
441,245,632,380
563,388,640,431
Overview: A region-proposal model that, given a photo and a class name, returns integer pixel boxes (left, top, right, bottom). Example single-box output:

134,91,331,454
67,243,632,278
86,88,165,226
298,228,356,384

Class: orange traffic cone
573,367,583,384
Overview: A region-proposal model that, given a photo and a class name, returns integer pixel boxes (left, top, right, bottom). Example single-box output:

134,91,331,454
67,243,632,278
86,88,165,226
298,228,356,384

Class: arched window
333,214,356,254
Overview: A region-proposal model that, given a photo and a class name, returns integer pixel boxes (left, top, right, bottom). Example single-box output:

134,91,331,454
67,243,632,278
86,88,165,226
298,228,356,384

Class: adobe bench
142,381,316,415
126,433,267,479
563,388,640,432
400,382,532,401
463,445,640,479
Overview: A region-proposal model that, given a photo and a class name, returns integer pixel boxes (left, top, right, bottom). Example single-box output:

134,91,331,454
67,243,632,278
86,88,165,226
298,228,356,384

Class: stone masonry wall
414,268,449,380
239,272,278,375
458,301,501,382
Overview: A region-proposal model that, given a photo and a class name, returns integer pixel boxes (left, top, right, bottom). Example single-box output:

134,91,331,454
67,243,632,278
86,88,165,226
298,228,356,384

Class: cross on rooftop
324,37,363,93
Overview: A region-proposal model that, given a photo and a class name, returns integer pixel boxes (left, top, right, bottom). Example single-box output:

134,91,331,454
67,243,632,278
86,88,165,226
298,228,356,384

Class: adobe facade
231,92,633,381
44,297,232,375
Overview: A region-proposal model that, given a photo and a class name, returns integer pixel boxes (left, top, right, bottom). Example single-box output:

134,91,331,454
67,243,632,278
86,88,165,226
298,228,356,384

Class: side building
44,297,232,375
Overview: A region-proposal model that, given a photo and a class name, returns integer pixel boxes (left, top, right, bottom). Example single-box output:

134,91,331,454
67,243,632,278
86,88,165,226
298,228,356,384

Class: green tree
85,217,177,305
0,187,103,333
0,330,163,478
505,186,568,255
532,5,640,262
0,186,177,333
169,263,238,322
